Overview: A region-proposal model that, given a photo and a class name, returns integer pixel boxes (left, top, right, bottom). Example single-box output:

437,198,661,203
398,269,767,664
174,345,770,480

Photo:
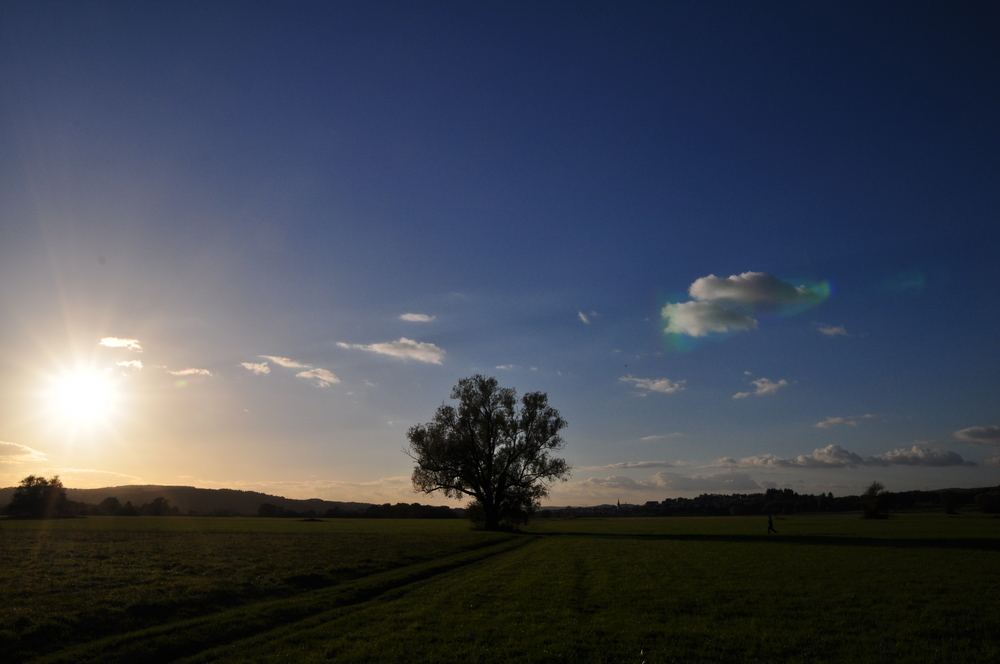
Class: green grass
3,513,998,663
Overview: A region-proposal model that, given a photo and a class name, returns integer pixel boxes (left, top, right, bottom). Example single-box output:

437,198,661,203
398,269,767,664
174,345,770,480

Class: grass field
2,513,997,663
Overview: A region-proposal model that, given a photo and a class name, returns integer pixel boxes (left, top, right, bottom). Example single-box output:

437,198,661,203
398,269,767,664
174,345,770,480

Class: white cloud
725,445,866,468
337,338,445,364
620,376,686,394
400,313,435,322
578,311,590,324
953,425,1000,446
663,272,828,338
168,368,212,376
869,446,973,467
640,434,681,441
817,324,848,337
662,301,757,337
99,337,142,351
722,444,972,469
814,414,874,428
296,368,340,387
733,377,787,399
689,272,825,312
117,360,143,370
654,471,761,492
260,355,311,368
815,417,857,428
241,362,270,375
605,461,674,469
496,364,516,370
0,441,47,463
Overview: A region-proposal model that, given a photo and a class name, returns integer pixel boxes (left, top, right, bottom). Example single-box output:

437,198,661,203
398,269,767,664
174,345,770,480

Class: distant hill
0,484,371,516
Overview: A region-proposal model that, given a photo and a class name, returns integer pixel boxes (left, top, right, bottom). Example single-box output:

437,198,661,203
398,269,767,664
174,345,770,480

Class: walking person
767,510,777,535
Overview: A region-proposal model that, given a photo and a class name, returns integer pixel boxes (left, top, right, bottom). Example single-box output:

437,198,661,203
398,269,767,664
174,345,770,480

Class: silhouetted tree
862,481,889,519
98,496,122,515
407,375,570,530
7,475,69,519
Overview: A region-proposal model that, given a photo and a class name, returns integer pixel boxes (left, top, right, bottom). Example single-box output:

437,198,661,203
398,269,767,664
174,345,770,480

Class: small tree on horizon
406,375,570,530
862,480,889,519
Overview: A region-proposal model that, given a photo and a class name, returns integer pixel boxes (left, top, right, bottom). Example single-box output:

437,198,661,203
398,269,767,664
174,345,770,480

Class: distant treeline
258,502,462,519
540,486,1000,518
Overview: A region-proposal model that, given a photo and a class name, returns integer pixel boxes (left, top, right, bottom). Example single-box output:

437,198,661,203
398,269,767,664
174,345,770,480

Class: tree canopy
7,475,69,519
406,375,569,530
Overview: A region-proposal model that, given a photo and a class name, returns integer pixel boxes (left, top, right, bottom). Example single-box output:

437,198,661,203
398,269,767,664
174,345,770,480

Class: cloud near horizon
620,376,686,394
605,461,674,470
296,368,340,387
399,313,435,322
733,377,787,399
337,338,445,364
720,444,972,469
953,425,1000,446
663,272,828,337
99,337,142,351
116,360,143,370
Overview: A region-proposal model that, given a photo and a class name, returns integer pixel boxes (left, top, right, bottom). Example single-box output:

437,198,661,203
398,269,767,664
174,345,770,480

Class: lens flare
44,367,120,429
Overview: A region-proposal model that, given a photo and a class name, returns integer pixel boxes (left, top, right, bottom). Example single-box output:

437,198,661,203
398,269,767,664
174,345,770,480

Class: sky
1,2,998,506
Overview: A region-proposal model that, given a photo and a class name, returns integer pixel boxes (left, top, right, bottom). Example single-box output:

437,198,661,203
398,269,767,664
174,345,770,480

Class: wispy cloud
579,475,657,491
620,376,685,394
337,338,445,364
655,471,761,492
400,313,435,322
984,457,1000,467
168,368,212,376
0,441,47,463
605,461,674,469
720,444,972,469
260,356,311,368
99,337,142,351
815,414,875,428
953,425,1000,446
296,368,340,387
640,433,682,441
495,364,516,370
733,377,787,399
578,311,590,324
816,324,848,337
241,362,270,375
663,272,828,337
117,360,143,370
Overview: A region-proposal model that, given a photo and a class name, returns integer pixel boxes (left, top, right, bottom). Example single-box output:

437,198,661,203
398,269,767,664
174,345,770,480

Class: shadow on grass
537,532,1000,551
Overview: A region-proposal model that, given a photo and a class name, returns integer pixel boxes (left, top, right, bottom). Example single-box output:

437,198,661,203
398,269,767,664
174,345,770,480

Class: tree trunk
483,502,501,531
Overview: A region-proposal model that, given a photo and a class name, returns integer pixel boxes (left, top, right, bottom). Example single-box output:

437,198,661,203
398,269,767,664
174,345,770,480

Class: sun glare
45,368,120,428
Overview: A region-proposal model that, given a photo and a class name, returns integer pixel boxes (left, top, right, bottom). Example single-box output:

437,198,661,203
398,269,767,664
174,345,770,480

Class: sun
45,367,120,428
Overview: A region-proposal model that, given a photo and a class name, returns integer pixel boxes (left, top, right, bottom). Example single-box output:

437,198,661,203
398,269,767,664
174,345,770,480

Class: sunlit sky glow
1,3,998,505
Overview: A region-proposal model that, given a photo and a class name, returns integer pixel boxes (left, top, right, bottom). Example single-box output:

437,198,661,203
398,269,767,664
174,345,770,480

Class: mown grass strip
35,535,534,664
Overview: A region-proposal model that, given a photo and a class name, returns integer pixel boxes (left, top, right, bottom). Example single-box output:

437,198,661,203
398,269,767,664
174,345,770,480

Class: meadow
1,513,997,663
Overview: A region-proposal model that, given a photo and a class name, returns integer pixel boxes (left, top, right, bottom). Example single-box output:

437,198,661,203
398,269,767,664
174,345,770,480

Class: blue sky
1,2,998,505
